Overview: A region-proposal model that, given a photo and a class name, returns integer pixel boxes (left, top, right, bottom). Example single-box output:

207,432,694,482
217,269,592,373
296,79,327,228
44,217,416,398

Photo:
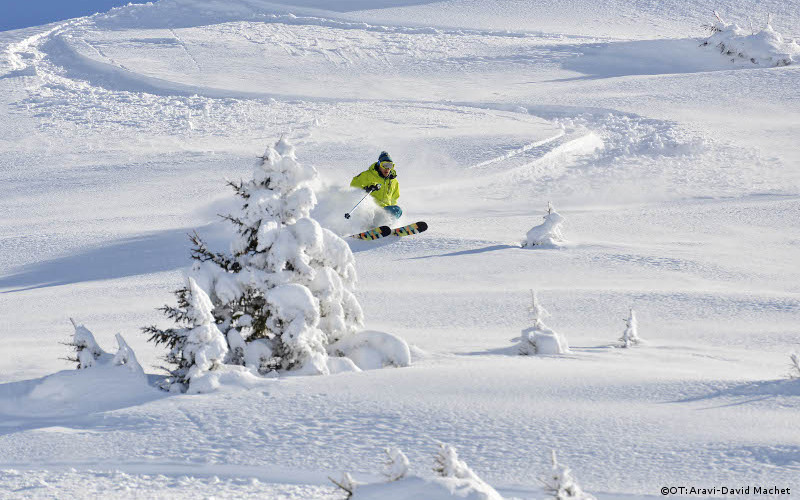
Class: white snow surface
1,0,800,498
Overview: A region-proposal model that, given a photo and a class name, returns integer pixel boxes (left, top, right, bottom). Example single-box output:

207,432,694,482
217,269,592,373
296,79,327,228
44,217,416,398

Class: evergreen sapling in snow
432,444,502,498
329,472,358,499
619,308,642,347
541,450,595,500
524,202,566,248
332,444,501,499
66,320,145,379
144,277,228,391
701,11,800,66
383,447,410,482
433,444,480,481
67,318,107,369
519,290,569,355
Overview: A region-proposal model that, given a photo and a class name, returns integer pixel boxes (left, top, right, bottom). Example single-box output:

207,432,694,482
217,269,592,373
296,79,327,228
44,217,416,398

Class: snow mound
329,330,411,370
523,203,566,248
176,364,272,394
521,326,570,355
518,292,570,355
351,476,501,500
337,444,502,500
0,365,160,420
703,14,800,66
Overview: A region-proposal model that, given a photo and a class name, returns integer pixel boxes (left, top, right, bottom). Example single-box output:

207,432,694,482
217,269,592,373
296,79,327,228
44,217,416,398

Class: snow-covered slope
1,0,799,498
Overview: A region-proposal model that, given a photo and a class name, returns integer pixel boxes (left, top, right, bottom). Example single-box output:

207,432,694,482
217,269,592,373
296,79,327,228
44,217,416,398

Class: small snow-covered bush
432,444,483,483
67,320,145,380
330,472,359,499
789,353,800,380
619,308,642,348
519,291,569,355
68,318,107,369
332,444,502,500
701,11,800,66
523,202,566,248
383,447,410,482
541,450,595,500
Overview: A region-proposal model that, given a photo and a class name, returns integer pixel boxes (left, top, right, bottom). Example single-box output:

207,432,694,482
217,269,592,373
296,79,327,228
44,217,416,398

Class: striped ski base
392,221,428,237
350,225,391,240
349,222,428,240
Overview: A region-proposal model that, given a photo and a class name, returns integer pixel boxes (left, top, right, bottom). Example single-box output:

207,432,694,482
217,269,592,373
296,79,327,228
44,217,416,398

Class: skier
350,151,402,219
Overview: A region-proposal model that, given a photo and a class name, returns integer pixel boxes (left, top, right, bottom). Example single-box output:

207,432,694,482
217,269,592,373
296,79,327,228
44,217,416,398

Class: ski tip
415,221,428,233
379,225,391,237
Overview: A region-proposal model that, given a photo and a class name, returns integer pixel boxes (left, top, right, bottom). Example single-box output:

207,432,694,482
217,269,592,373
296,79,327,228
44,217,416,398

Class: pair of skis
349,221,428,241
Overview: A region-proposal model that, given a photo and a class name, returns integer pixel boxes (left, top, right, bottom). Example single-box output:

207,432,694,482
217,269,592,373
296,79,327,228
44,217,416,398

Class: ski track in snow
2,2,800,498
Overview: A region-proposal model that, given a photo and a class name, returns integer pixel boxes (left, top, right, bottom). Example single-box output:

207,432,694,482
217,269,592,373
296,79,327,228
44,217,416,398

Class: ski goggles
379,161,395,169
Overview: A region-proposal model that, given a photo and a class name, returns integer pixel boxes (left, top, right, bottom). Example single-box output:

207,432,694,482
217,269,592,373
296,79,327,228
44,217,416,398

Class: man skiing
350,151,402,219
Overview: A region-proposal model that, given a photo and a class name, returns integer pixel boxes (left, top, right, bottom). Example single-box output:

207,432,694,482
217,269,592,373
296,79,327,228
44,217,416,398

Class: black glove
364,184,381,193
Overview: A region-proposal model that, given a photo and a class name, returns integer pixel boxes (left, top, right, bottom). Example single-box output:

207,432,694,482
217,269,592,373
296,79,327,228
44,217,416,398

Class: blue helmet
378,151,393,163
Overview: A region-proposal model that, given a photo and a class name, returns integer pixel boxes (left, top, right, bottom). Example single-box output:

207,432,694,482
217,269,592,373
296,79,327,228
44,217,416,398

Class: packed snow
1,0,799,498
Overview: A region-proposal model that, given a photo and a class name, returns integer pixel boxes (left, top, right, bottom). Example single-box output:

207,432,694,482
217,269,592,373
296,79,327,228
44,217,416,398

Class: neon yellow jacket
350,163,400,207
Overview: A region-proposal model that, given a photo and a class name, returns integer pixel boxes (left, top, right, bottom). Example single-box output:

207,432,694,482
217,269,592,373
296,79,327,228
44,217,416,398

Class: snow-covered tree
66,320,145,380
68,318,108,369
431,444,502,499
519,290,569,355
111,333,146,380
145,137,364,381
333,444,501,499
433,444,481,481
144,277,228,391
701,11,800,66
789,353,800,380
541,450,595,500
329,472,359,499
524,202,566,248
619,308,642,348
383,447,410,482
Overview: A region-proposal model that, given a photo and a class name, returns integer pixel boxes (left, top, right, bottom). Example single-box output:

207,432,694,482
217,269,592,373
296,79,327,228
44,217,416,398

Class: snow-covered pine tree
67,318,108,369
541,450,595,500
143,277,228,391
433,444,480,481
520,290,569,355
329,472,358,499
524,201,566,248
619,308,642,348
383,447,410,482
66,320,145,380
111,333,146,380
432,443,502,498
146,136,364,378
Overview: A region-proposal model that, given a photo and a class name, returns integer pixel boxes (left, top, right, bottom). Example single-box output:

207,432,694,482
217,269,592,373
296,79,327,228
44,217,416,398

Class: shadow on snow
0,229,196,293
408,244,520,260
675,379,800,408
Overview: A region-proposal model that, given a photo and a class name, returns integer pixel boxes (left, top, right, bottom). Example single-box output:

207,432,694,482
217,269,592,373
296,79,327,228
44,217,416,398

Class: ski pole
344,185,380,219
